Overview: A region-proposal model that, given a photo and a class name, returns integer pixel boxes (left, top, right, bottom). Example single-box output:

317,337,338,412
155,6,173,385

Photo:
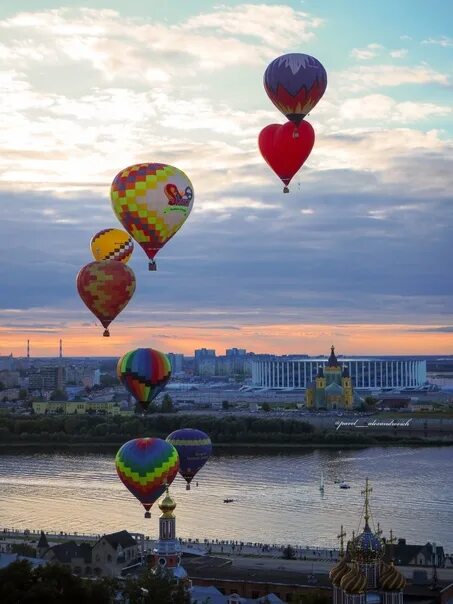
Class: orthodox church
330,479,406,604
305,346,362,410
151,486,188,583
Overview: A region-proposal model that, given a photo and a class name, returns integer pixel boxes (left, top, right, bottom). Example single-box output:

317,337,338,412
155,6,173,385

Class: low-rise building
32,400,131,415
41,530,140,577
92,530,140,577
407,401,434,412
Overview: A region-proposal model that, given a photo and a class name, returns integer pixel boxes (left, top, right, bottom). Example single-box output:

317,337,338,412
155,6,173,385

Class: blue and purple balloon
264,53,327,125
166,428,212,490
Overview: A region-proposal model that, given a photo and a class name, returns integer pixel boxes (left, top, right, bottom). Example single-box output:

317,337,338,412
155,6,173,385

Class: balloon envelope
117,348,172,411
264,53,327,125
115,438,179,516
76,260,136,336
258,121,315,191
110,163,194,270
90,228,134,264
166,428,212,489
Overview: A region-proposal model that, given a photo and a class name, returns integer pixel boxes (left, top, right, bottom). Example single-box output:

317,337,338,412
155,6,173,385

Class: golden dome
380,562,406,592
340,562,367,594
158,489,176,515
329,557,349,587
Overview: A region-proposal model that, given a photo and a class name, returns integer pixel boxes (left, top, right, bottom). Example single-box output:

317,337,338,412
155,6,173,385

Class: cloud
389,48,408,58
181,4,323,48
335,64,450,91
422,36,453,47
338,94,451,123
350,43,383,60
410,326,453,333
0,5,323,76
0,6,452,355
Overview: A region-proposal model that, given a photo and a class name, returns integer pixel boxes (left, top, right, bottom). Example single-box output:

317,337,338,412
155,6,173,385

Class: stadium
251,357,427,391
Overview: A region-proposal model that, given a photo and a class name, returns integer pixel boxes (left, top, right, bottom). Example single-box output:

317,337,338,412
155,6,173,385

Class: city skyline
0,0,452,356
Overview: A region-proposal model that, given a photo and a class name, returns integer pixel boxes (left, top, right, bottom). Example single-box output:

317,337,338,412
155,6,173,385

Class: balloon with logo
258,121,315,192
110,163,194,271
90,228,134,264
76,260,136,336
264,53,327,126
117,348,172,412
166,428,212,490
115,438,179,518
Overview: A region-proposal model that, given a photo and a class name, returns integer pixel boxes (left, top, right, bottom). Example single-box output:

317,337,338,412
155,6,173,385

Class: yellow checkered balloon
110,163,194,271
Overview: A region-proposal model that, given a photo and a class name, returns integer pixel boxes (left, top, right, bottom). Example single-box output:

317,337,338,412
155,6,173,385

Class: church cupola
380,530,406,604
328,345,339,367
330,525,349,604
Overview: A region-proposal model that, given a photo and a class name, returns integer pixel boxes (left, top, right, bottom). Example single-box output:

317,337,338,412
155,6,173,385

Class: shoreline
0,440,452,451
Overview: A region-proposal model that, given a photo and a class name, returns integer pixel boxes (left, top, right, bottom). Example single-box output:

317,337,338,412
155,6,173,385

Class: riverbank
0,438,452,451
1,412,452,449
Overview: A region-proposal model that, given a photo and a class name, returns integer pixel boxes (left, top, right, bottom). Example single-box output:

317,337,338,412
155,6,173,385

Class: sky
0,0,452,357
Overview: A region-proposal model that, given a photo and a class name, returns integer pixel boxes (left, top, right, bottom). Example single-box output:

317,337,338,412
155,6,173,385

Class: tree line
0,413,429,446
0,560,189,603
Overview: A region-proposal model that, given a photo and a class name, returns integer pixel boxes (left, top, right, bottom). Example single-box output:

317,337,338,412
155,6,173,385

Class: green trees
10,543,36,557
124,569,189,603
160,394,175,413
50,389,68,401
0,560,113,604
282,544,296,560
100,374,119,388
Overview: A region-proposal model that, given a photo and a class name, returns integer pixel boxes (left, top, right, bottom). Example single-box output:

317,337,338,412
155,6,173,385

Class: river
0,446,451,550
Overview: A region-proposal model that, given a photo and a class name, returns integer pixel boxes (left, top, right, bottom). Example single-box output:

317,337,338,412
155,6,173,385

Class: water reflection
0,446,451,549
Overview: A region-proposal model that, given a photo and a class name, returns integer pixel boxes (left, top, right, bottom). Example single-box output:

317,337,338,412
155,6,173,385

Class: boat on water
223,498,235,503
339,482,351,489
319,471,325,493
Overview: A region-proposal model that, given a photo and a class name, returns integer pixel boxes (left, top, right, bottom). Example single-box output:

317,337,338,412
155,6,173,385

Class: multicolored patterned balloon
166,428,212,490
117,348,172,411
115,438,179,518
90,228,134,264
110,163,194,271
76,260,136,337
264,53,327,125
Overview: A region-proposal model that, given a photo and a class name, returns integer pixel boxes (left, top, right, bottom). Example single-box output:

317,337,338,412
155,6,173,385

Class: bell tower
152,486,187,581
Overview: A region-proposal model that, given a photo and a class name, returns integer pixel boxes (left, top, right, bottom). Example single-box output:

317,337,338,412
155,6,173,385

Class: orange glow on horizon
0,322,452,357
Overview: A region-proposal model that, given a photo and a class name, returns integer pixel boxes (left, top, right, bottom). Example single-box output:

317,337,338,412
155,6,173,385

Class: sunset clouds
0,1,452,356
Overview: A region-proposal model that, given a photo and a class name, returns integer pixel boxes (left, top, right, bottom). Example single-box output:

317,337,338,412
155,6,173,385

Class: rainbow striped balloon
117,348,171,411
115,438,179,518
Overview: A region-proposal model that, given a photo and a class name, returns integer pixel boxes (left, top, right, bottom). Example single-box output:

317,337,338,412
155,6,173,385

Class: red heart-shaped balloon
258,121,315,192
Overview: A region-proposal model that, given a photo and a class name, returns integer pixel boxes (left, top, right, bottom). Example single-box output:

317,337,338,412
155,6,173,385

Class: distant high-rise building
226,348,246,357
167,353,184,374
29,366,65,392
0,355,14,371
194,348,216,374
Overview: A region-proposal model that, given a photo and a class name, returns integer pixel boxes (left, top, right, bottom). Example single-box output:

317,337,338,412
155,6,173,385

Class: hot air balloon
117,348,172,412
258,121,315,192
76,260,136,337
111,163,194,271
116,438,179,518
264,53,327,125
166,428,212,490
90,228,134,264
